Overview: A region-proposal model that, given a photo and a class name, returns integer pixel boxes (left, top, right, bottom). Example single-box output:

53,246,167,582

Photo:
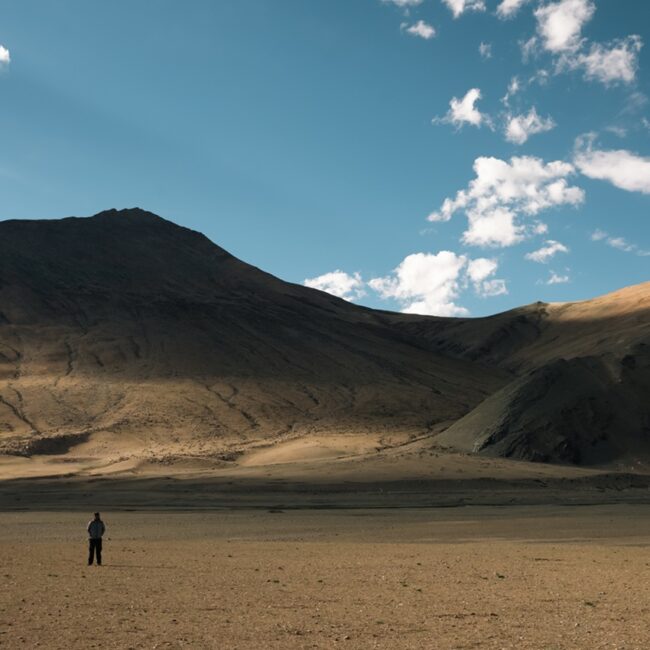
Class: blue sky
0,0,648,316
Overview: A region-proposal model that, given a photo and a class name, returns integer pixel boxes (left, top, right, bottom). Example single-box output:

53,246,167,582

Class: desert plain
2,503,650,650
3,444,650,650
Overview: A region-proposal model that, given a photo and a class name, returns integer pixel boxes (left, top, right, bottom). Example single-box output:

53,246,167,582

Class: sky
0,0,648,317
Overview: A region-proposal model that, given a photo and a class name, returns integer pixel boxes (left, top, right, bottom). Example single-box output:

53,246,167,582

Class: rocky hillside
0,208,647,467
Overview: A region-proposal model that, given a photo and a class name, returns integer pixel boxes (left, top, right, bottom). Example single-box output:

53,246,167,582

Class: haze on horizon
0,0,647,317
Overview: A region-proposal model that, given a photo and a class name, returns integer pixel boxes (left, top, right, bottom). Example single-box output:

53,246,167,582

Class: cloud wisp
402,20,436,39
546,271,571,284
591,230,650,257
382,0,424,7
525,240,569,263
479,42,492,59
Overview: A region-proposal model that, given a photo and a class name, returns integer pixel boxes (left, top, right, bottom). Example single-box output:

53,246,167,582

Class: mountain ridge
0,208,648,470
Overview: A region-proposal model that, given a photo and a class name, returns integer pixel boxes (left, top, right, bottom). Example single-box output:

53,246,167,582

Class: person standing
87,512,106,566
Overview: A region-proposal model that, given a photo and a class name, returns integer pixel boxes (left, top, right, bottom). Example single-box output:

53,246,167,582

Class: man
87,512,106,566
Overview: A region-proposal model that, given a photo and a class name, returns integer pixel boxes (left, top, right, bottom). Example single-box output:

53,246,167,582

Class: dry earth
2,507,650,649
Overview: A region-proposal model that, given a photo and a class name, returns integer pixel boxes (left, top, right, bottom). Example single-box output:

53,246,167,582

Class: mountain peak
91,207,169,223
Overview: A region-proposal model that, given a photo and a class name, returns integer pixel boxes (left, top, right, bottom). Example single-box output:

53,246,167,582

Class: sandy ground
2,506,650,649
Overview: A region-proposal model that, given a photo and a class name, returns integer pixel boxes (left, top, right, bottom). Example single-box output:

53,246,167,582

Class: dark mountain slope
413,283,650,465
0,209,505,458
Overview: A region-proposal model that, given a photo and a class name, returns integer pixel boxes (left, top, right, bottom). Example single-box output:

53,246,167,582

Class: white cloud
479,278,509,296
466,257,497,284
622,92,648,116
463,208,524,248
369,251,469,316
442,0,486,19
403,20,436,39
575,143,650,194
466,258,509,296
546,271,570,284
304,270,366,301
521,36,539,61
368,251,507,316
497,0,532,19
428,155,585,248
605,125,627,138
531,1,641,85
534,0,595,54
607,236,635,252
479,42,492,59
0,46,10,65
433,88,489,129
571,36,642,85
501,76,520,106
591,229,649,256
505,107,556,144
525,239,569,263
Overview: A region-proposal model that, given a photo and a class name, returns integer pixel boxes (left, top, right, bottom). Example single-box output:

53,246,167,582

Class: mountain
0,208,648,469
400,283,650,464
0,208,506,460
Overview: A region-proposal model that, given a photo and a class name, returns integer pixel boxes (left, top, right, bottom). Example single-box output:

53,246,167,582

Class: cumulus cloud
304,270,366,301
0,46,10,65
463,208,524,248
402,20,436,39
534,0,595,54
497,0,532,19
525,239,569,263
428,155,585,248
531,1,642,85
479,42,492,59
505,107,556,144
369,251,507,316
575,140,650,194
569,36,643,85
433,88,489,129
442,0,486,19
369,252,469,316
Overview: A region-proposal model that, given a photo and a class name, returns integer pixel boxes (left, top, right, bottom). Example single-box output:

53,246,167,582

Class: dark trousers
88,538,102,565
